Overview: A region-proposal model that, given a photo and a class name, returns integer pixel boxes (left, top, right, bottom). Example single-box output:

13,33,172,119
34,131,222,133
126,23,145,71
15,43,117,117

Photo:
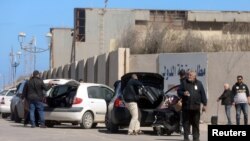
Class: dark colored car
105,72,165,133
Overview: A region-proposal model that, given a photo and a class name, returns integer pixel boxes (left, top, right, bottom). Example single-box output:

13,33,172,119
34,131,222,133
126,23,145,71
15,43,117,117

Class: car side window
6,90,16,96
101,87,114,101
88,86,102,99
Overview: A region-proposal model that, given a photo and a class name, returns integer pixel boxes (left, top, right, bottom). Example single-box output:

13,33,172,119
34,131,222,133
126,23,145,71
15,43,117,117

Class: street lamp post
18,32,52,70
9,49,21,86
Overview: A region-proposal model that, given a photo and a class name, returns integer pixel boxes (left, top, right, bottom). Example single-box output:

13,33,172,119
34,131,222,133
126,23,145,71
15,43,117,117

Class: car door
87,86,107,121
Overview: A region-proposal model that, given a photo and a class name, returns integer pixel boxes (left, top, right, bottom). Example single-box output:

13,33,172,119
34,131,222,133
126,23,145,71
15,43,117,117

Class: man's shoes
31,125,35,128
128,131,134,135
135,130,144,135
40,125,47,128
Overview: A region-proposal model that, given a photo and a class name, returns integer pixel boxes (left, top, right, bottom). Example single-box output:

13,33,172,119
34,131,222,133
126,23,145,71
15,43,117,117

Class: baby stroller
152,92,183,136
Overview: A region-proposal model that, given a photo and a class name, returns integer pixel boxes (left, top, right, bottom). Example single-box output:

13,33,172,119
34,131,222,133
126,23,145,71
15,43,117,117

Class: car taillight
73,97,82,104
114,98,125,107
0,97,5,104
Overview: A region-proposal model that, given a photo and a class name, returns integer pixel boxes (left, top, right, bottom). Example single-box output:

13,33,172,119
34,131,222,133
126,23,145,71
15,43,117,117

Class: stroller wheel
166,130,173,136
153,127,163,136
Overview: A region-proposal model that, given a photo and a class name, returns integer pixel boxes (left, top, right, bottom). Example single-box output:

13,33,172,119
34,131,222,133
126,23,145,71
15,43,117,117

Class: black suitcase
211,116,218,125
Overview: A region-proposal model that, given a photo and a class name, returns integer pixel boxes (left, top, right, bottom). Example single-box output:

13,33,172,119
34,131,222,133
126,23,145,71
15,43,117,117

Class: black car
105,72,165,133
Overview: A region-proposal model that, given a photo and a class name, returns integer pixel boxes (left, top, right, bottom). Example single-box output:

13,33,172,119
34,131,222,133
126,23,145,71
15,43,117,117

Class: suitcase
211,116,218,125
211,102,219,125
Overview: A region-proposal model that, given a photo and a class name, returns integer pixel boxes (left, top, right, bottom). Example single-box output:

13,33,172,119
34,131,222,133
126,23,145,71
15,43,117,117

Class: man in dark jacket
123,74,144,135
232,75,249,125
179,70,207,141
27,70,51,128
217,83,233,125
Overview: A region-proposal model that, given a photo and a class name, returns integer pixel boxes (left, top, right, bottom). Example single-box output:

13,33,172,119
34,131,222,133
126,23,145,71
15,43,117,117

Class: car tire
45,121,55,128
105,114,119,133
92,123,97,128
10,113,15,121
1,113,9,119
14,107,22,123
80,111,94,129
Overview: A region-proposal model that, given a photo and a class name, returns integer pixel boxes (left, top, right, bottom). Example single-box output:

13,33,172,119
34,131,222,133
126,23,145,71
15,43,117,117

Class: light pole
9,48,21,86
18,32,52,71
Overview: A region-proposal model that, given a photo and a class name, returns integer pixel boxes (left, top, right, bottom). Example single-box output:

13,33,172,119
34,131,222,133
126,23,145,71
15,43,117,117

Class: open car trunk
46,81,79,108
121,72,164,125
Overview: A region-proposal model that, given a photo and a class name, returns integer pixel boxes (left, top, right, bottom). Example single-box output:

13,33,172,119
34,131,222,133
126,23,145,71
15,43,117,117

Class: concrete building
49,8,250,68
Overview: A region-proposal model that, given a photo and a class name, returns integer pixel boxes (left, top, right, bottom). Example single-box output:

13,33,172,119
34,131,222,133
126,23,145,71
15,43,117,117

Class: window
74,8,86,42
88,86,102,99
50,85,70,97
100,87,114,101
6,90,16,96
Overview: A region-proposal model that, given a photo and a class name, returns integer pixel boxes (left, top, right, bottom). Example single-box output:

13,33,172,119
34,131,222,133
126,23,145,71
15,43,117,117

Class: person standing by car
232,75,250,125
27,70,51,128
123,74,144,135
217,83,233,125
179,70,207,141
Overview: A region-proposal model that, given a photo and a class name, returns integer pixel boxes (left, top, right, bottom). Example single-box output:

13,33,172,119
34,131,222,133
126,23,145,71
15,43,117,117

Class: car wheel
80,111,94,129
10,113,15,121
92,123,97,128
14,107,22,123
105,114,119,133
2,113,9,119
45,121,55,128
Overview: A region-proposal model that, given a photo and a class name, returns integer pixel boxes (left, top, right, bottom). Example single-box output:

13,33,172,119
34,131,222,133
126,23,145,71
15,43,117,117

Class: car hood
121,72,164,91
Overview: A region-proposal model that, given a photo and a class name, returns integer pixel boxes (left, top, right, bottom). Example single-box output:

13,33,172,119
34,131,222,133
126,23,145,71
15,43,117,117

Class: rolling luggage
211,102,219,125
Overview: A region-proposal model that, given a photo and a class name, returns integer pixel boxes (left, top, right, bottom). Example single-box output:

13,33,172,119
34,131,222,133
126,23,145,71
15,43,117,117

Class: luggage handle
216,101,219,116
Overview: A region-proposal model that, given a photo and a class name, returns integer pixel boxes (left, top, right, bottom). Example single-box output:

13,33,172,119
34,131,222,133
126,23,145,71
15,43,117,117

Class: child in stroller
152,92,183,136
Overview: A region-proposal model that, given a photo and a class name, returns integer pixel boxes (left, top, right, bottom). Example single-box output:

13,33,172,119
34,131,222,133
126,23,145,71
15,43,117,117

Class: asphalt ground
0,116,208,141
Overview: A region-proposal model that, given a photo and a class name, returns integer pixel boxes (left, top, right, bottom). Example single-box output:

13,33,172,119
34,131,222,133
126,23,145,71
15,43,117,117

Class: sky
0,0,250,89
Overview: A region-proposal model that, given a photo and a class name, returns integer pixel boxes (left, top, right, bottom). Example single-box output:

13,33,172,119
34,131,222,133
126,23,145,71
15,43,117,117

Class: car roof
43,79,79,85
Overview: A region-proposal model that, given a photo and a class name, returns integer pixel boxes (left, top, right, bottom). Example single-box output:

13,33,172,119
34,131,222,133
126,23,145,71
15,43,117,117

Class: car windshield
0,90,8,96
6,90,16,96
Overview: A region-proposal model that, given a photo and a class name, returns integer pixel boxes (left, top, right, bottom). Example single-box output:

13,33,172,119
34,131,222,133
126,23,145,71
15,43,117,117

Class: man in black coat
123,74,144,135
179,70,207,141
217,83,233,125
27,70,51,128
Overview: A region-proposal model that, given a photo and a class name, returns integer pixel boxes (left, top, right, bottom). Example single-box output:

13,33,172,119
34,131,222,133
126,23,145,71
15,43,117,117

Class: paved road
0,117,208,141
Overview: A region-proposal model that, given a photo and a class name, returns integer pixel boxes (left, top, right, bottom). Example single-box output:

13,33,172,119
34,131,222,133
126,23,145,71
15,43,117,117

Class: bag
211,116,218,125
174,99,182,112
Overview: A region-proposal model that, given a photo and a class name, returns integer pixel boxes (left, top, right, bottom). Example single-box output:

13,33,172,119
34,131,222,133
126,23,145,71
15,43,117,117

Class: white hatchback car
44,79,114,129
0,88,16,118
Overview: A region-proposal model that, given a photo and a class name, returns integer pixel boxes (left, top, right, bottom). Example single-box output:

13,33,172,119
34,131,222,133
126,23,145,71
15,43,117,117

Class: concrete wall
75,9,135,61
56,66,63,78
62,64,70,79
86,56,97,83
188,11,250,22
97,53,109,84
50,28,73,68
130,54,158,73
69,62,77,79
76,60,85,81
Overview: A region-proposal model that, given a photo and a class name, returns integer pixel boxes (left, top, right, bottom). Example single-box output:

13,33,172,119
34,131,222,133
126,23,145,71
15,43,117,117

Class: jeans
224,105,232,125
126,102,140,133
235,103,248,125
29,100,45,127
